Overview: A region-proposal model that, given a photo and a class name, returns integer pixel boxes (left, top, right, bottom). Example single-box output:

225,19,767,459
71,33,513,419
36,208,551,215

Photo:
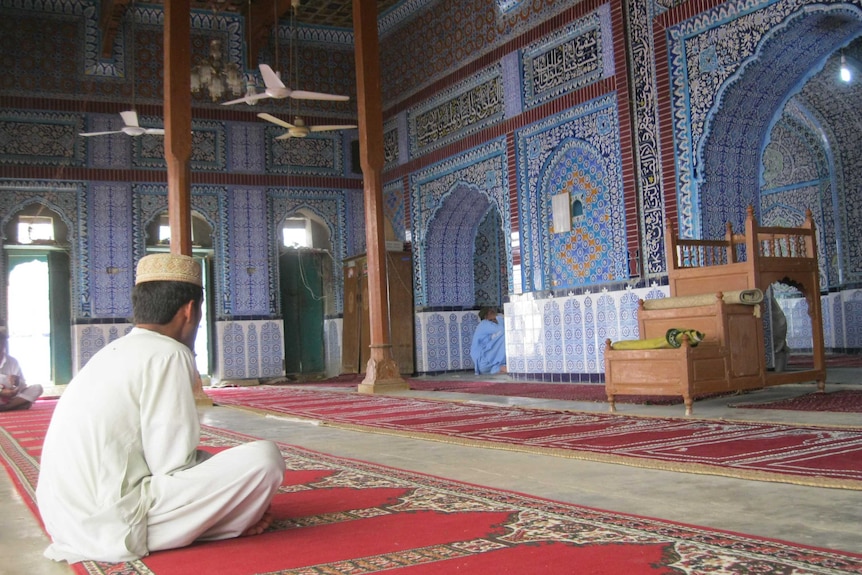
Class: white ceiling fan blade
80,131,124,137
259,64,286,89
257,113,296,130
275,132,295,140
309,124,358,132
222,92,272,106
143,128,165,135
290,90,350,102
120,110,140,128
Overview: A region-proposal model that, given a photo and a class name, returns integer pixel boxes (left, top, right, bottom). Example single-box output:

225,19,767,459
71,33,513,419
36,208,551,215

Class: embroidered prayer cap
135,253,202,287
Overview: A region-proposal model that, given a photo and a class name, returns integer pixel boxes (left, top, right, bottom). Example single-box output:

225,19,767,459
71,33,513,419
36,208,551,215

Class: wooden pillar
163,0,193,257
352,0,408,393
164,0,211,405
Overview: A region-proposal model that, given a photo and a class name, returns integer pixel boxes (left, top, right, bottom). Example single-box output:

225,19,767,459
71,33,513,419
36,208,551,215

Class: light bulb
840,54,852,83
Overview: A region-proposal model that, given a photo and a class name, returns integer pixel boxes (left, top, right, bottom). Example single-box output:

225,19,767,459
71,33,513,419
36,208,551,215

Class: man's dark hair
132,281,203,325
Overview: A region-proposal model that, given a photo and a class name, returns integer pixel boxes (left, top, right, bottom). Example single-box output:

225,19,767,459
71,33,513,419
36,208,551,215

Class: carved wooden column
163,0,193,257
352,0,409,394
164,0,211,405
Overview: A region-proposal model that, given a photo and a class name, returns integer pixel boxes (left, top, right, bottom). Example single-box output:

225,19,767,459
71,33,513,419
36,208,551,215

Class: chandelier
191,39,251,102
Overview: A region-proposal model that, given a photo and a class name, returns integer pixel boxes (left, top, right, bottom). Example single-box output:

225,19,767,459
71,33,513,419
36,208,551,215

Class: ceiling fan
221,63,349,106
258,112,356,139
80,8,164,138
79,110,165,138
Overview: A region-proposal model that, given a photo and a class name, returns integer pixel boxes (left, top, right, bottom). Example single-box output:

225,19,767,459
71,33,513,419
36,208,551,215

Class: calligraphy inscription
413,76,504,153
523,26,602,109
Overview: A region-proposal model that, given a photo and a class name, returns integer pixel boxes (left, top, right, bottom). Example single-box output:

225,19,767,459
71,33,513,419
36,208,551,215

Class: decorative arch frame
667,0,862,238
409,138,511,307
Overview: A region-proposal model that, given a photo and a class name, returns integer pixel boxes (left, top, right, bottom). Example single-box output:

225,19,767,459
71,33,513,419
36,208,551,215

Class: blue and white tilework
229,188,271,316
72,323,132,375
515,94,626,292
410,138,512,306
666,0,862,240
89,183,133,318
503,285,668,377
215,320,284,381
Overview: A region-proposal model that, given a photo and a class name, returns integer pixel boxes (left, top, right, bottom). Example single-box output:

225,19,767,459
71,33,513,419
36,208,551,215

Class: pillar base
193,374,213,407
357,356,410,394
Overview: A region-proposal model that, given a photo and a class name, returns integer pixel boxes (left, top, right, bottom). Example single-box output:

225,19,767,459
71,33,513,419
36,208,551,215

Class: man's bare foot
241,511,274,537
499,365,507,373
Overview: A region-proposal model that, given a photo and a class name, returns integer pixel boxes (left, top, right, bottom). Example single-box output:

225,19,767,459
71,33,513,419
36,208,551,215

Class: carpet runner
2,401,861,575
732,389,862,413
206,386,862,490
285,376,704,405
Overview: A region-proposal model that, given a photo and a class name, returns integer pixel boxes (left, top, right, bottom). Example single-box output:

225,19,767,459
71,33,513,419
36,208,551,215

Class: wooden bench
604,206,826,414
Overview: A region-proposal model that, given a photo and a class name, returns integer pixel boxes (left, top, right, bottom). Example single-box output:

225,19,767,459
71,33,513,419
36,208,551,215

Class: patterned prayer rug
732,389,862,413
1,401,861,575
206,386,862,490
788,354,862,369
289,377,693,404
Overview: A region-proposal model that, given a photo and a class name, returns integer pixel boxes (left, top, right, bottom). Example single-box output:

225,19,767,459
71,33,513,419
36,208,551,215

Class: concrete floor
4,369,862,574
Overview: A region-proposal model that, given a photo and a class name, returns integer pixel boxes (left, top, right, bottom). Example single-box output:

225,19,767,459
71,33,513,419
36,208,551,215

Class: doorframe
3,244,72,385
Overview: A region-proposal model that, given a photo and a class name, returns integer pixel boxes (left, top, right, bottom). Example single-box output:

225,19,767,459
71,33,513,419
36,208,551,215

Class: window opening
17,216,54,245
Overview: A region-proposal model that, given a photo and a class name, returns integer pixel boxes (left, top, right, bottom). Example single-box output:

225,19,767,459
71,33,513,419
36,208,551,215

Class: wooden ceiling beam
99,0,132,59
246,0,292,69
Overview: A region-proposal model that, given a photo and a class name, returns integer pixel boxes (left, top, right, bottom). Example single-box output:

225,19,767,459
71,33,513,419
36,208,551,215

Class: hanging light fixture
840,53,852,83
191,38,245,102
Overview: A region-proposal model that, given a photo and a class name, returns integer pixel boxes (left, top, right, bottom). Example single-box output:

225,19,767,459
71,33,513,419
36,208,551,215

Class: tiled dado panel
324,318,344,379
215,320,284,382
414,311,483,374
781,289,862,352
72,323,133,375
503,285,668,378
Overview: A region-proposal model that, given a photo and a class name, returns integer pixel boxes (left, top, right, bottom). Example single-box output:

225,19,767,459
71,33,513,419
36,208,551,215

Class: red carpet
733,389,862,412
788,353,862,369
207,386,862,490
2,401,862,574
289,376,700,405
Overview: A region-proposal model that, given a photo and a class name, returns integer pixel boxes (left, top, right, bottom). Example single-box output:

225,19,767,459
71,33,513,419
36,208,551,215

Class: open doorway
278,211,334,379
7,257,50,385
4,208,73,386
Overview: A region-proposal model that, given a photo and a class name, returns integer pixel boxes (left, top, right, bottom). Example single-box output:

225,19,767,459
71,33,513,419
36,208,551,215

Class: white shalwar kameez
36,328,285,564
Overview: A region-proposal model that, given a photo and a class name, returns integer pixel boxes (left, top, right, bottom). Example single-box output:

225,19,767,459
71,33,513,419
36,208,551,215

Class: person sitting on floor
470,306,507,375
0,330,42,412
36,253,286,564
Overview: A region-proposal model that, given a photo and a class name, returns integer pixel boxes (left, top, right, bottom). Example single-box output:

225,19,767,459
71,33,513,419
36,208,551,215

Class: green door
48,251,72,385
280,250,325,375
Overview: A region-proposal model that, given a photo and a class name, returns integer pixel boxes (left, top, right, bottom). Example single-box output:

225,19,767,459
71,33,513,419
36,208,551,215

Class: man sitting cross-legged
36,253,286,564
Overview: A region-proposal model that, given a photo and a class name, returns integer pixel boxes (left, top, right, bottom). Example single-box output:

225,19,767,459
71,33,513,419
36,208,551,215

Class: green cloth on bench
611,329,706,350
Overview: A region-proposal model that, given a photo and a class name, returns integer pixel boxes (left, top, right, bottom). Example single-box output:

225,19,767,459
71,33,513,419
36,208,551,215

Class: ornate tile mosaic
407,64,504,156
89,183,133,318
134,119,226,171
625,0,668,276
227,122,267,173
383,180,408,243
0,180,85,321
666,0,861,239
473,210,505,306
264,128,344,176
521,5,613,110
504,285,668,376
0,112,85,166
229,188,271,316
515,94,627,292
409,138,512,307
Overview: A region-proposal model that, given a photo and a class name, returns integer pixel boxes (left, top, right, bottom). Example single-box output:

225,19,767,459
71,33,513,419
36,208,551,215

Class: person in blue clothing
470,307,507,375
